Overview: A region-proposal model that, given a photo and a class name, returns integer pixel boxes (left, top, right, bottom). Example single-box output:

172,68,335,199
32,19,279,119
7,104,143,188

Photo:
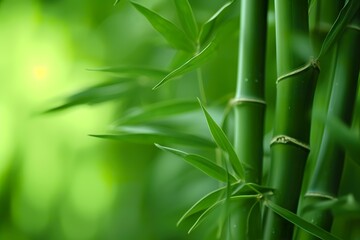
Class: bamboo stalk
296,11,360,239
232,0,268,238
234,0,268,184
263,0,319,239
293,0,342,238
300,0,344,194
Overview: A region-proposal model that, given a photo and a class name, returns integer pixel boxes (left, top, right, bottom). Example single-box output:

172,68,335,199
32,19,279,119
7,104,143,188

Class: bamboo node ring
348,24,360,32
305,192,336,200
270,135,310,151
276,58,320,84
230,97,266,106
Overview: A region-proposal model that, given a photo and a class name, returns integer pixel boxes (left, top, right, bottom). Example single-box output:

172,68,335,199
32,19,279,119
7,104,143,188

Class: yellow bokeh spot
32,65,48,81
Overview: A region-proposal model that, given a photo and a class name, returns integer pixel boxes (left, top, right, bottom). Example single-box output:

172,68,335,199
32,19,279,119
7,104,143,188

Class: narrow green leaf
324,115,360,166
178,182,244,226
115,99,199,125
199,1,235,45
87,66,167,79
44,81,134,113
178,181,270,228
198,100,245,180
174,0,199,41
114,0,119,6
188,194,258,233
302,194,360,216
153,43,216,89
90,125,216,148
155,144,237,183
266,200,341,240
187,197,225,233
236,183,274,196
318,0,360,57
331,195,360,216
131,2,195,52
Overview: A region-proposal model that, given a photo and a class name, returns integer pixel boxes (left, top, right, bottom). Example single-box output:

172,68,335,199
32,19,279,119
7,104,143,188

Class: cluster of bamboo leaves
47,0,360,239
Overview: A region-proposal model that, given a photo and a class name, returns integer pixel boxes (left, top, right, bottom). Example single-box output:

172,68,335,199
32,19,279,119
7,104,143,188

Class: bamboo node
276,58,320,84
347,24,360,32
230,97,266,106
305,192,336,200
270,135,310,151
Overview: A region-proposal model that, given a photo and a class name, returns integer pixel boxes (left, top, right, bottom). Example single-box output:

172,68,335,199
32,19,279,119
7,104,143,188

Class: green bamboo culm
300,0,344,192
232,0,268,238
293,1,343,233
264,0,319,239
234,0,268,184
296,12,360,240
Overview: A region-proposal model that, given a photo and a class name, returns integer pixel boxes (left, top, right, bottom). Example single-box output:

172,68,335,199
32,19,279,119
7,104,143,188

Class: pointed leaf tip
198,100,245,180
266,200,341,240
131,1,195,52
155,143,237,182
152,43,215,90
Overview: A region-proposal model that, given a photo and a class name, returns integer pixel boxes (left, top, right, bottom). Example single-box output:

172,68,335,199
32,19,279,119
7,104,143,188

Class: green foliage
153,43,216,89
155,144,237,183
131,2,195,52
318,0,360,57
44,80,136,112
199,100,245,180
321,115,360,166
174,0,199,42
87,66,167,79
37,0,360,239
115,99,199,125
91,125,215,148
265,200,341,240
199,1,237,45
302,194,360,216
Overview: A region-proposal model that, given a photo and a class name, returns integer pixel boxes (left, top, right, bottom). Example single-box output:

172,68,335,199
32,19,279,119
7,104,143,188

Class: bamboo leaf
87,66,167,79
324,115,360,166
131,2,195,52
44,81,134,113
174,0,198,41
199,1,235,45
178,182,243,226
303,194,360,216
318,0,360,57
265,200,341,240
187,197,225,233
90,125,216,148
115,99,199,125
155,144,237,183
332,195,360,216
198,100,245,180
237,183,274,195
178,181,270,227
152,43,216,89
188,194,258,233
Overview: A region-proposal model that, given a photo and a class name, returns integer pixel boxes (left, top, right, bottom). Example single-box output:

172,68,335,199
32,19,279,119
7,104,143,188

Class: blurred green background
0,0,237,239
3,0,359,239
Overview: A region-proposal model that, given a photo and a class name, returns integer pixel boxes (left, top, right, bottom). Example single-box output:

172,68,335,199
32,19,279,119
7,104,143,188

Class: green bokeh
0,1,225,239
